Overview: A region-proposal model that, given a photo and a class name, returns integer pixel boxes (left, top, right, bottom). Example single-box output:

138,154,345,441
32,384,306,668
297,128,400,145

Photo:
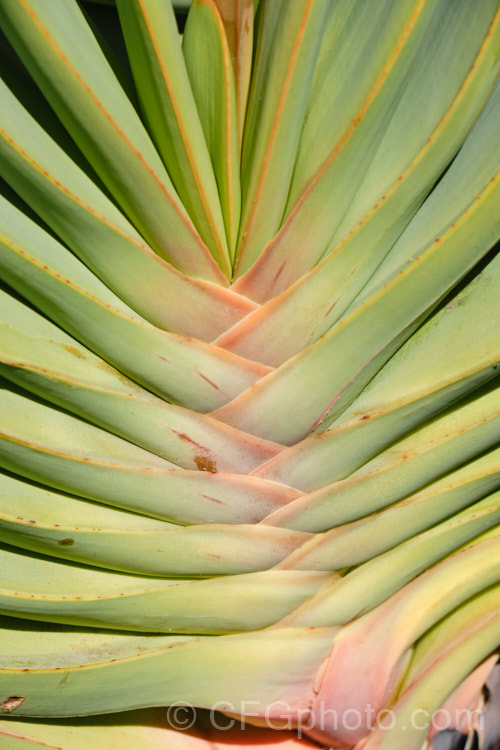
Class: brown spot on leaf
1,696,25,713
62,345,85,359
173,431,218,472
195,455,217,472
58,538,75,546
95,360,133,386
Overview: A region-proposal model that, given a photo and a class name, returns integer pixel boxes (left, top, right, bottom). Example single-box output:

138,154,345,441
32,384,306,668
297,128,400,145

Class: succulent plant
0,1,499,748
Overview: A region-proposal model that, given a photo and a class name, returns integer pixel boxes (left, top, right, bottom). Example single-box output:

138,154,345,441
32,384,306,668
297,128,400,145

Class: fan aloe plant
0,0,499,749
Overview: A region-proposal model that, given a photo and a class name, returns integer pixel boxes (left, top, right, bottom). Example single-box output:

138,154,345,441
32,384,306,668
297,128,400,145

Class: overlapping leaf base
0,0,499,748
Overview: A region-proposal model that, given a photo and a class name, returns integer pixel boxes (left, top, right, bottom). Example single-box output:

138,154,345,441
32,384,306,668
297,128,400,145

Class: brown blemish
58,538,75,546
195,455,217,472
1,696,25,713
173,431,218,473
59,673,69,686
61,344,85,359
95,359,133,386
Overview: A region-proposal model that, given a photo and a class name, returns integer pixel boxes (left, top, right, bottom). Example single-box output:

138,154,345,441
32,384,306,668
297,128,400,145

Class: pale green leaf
0,0,224,281
183,0,241,255
116,0,231,274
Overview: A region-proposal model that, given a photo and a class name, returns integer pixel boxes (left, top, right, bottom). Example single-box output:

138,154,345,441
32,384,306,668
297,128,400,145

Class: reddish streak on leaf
173,431,201,447
273,262,286,283
202,493,224,503
199,372,220,390
323,299,338,318
173,430,218,472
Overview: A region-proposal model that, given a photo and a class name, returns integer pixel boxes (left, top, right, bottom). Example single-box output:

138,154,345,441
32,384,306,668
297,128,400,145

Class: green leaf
218,4,500,360
277,468,500,570
262,384,500,531
234,0,330,274
0,199,269,411
214,81,500,442
255,252,500,490
0,469,310,577
0,620,334,717
0,385,299,526
232,0,499,303
0,291,281,473
285,498,500,626
0,79,256,339
116,0,231,274
213,0,253,151
183,0,241,256
0,544,332,633
0,0,225,281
